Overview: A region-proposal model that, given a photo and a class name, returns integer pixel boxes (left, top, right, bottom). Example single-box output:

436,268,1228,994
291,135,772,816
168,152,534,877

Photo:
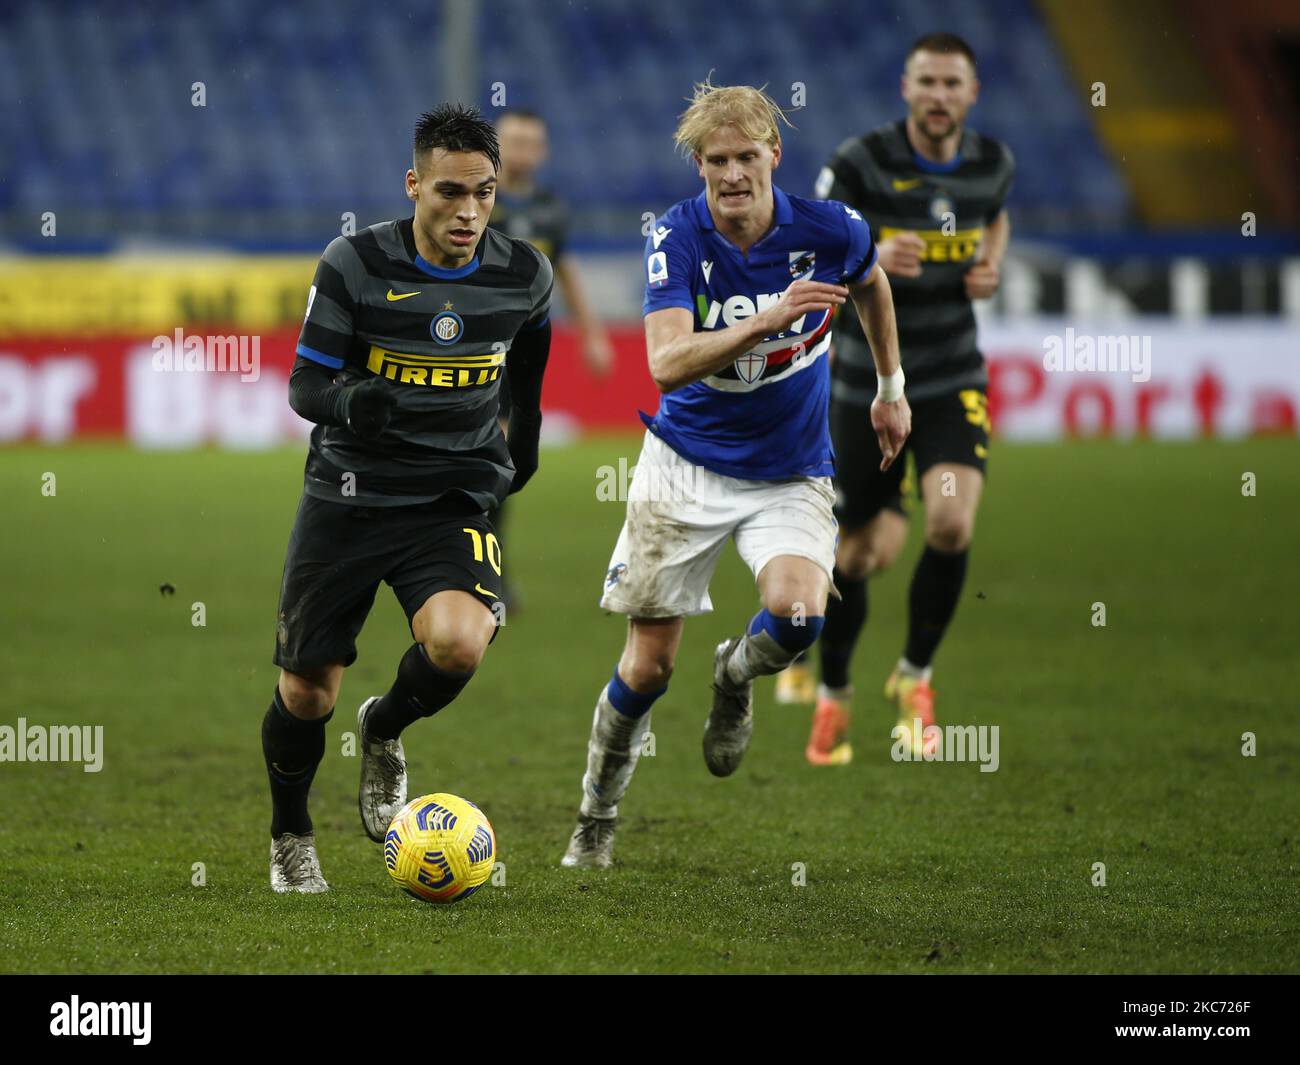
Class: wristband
877,367,906,402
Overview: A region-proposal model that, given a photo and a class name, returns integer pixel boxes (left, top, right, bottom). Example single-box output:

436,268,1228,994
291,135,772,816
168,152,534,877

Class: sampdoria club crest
734,349,767,383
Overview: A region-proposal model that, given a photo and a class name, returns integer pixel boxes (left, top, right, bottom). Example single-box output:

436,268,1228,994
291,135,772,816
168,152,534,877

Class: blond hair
673,76,795,158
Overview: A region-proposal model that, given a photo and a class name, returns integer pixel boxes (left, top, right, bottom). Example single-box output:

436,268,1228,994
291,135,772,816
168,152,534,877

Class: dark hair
413,104,501,172
906,32,976,71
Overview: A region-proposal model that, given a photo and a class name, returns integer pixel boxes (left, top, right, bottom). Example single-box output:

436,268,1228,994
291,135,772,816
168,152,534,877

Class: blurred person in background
787,32,1014,767
489,108,613,609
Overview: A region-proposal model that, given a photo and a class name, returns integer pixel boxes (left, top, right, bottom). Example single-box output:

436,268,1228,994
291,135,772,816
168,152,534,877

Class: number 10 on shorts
463,527,502,575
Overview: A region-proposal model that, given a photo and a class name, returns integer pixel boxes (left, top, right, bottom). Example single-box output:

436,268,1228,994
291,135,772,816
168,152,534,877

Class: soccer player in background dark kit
798,32,1014,765
261,105,553,892
487,108,612,607
491,109,612,374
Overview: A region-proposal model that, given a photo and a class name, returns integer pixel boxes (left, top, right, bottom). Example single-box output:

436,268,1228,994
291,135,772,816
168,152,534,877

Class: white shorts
599,431,838,617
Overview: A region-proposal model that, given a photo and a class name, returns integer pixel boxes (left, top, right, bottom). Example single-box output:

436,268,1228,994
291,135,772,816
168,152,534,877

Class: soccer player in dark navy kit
487,108,613,608
262,105,553,892
798,33,1014,765
490,108,612,376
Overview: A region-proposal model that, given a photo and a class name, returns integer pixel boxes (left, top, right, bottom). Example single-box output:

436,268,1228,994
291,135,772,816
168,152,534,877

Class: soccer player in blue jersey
561,81,911,868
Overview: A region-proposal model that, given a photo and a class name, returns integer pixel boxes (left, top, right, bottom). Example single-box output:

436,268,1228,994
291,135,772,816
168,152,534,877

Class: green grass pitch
1,436,1296,973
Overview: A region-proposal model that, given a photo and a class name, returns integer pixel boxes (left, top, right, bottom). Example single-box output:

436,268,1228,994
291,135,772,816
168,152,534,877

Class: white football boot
270,832,328,894
561,814,618,869
560,686,655,869
357,696,408,842
702,636,754,777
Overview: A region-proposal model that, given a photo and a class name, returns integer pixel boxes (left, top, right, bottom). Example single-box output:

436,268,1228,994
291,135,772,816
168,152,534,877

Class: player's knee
621,637,676,686
835,547,871,581
416,596,496,674
421,631,487,675
619,653,673,693
866,536,905,576
621,617,682,692
764,590,810,619
927,513,975,553
835,528,874,581
278,670,335,719
862,549,889,576
412,588,499,672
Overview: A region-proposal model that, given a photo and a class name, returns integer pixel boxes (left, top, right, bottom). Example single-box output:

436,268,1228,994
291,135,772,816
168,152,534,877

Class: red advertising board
1,321,1296,444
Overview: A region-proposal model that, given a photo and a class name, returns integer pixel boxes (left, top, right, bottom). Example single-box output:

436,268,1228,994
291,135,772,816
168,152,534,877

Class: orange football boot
805,692,853,765
885,671,939,757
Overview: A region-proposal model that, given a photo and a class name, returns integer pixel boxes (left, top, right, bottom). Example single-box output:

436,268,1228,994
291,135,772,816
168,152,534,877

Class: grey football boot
703,636,754,777
561,814,619,869
270,832,328,894
357,696,408,842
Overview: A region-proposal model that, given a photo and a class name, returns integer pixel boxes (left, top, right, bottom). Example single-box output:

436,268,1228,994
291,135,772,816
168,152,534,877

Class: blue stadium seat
0,0,1129,246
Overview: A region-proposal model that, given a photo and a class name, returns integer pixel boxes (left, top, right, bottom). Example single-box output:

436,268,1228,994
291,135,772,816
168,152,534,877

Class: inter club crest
431,301,464,345
734,350,767,384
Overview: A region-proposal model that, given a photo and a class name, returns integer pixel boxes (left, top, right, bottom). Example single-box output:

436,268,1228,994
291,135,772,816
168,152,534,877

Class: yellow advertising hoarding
0,256,318,337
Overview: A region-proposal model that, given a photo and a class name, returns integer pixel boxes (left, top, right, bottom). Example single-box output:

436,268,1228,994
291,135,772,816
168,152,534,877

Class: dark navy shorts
273,493,503,673
831,387,989,527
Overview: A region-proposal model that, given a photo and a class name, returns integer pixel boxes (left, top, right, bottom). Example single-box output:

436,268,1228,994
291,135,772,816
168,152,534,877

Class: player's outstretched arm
556,256,613,376
287,356,395,439
503,319,552,494
646,279,847,394
847,264,911,470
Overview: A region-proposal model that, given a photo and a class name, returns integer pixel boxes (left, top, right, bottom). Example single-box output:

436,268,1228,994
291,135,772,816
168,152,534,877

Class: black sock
262,688,330,838
904,546,969,669
364,642,474,742
819,567,867,690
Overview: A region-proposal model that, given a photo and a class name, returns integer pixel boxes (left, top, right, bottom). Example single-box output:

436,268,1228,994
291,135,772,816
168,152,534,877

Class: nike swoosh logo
474,583,498,599
892,178,923,191
386,289,419,302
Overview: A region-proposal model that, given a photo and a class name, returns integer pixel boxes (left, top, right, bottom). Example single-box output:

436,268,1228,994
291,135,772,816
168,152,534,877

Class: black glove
506,409,542,494
345,378,396,439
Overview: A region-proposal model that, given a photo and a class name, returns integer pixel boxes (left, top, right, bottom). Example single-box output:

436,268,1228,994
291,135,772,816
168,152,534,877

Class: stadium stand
0,0,1128,247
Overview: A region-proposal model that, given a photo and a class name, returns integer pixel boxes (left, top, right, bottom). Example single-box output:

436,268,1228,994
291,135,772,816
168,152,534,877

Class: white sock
725,629,795,687
817,682,852,704
896,656,933,684
578,687,652,819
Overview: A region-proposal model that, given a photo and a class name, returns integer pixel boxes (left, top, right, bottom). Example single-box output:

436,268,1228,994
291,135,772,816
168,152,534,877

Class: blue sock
748,608,825,654
606,667,667,719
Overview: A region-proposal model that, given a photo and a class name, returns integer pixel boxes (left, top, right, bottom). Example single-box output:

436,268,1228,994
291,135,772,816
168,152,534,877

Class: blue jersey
640,185,876,480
